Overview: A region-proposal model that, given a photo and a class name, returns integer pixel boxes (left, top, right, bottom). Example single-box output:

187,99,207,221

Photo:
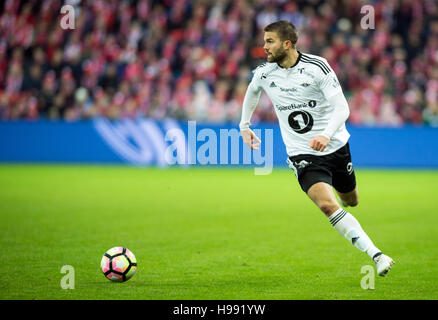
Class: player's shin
328,208,381,260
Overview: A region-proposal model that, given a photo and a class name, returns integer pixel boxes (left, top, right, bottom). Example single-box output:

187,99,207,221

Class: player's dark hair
264,20,298,48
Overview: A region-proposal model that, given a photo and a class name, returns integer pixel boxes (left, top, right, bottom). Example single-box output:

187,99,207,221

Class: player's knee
319,201,338,216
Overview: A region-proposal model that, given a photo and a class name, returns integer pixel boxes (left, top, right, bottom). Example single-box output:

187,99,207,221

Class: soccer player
239,21,394,276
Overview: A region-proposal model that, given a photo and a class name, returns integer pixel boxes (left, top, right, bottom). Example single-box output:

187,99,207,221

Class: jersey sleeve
249,67,263,92
239,67,263,130
316,59,343,100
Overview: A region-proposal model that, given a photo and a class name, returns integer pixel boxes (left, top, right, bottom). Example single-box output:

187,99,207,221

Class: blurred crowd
1,0,438,126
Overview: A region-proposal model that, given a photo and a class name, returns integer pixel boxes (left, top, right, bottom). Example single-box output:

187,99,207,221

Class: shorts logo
294,160,312,169
287,158,312,178
347,162,353,174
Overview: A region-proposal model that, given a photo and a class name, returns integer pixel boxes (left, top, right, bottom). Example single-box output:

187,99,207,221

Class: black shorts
287,142,356,194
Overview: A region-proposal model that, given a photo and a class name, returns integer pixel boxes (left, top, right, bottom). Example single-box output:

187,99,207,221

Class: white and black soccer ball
101,247,137,282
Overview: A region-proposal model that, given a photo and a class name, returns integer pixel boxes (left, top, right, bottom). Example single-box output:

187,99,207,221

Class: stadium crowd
0,0,438,126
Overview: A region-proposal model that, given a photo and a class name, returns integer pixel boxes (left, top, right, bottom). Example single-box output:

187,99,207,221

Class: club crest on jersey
257,64,279,80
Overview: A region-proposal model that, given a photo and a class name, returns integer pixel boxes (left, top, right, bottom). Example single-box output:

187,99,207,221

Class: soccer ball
101,247,137,282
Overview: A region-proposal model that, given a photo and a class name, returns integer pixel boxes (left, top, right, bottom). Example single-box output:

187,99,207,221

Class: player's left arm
309,61,350,152
240,70,263,150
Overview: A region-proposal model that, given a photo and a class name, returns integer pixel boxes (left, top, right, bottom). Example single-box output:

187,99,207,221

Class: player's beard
267,48,287,64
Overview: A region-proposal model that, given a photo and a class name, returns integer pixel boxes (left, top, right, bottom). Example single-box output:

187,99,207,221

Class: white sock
328,208,381,260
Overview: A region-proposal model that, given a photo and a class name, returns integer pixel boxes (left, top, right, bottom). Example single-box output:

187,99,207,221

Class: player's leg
332,143,359,207
331,143,394,276
305,179,394,276
335,186,359,207
306,181,340,217
289,146,395,276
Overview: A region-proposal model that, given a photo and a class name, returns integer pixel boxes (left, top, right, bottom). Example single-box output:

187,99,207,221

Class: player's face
263,31,287,63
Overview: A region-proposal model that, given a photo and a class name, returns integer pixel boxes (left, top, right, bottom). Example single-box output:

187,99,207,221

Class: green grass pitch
0,165,437,300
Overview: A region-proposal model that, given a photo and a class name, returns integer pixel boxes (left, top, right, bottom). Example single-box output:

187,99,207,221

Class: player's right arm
310,58,350,152
239,71,263,150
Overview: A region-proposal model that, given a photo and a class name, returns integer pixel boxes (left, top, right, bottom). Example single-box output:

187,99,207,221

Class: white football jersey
250,51,350,156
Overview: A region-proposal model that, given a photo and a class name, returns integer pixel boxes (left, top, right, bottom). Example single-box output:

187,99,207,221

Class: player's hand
241,129,261,150
309,136,329,152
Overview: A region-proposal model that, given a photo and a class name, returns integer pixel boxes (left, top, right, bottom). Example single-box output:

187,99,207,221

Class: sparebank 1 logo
94,119,273,175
